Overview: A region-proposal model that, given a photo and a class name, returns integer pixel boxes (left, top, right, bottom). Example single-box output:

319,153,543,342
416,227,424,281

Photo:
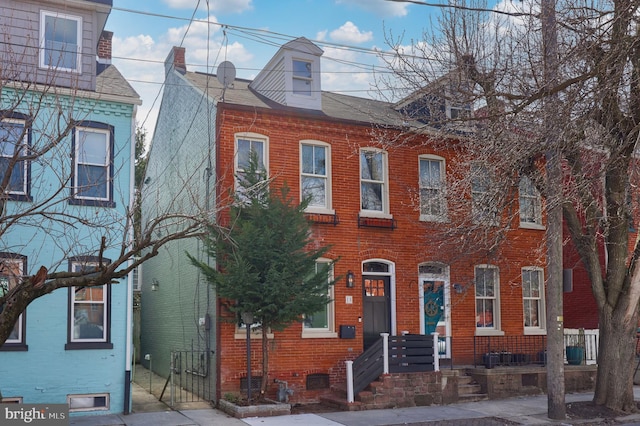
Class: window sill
0,343,28,351
519,222,545,230
65,342,113,350
359,211,392,220
69,198,116,208
475,329,505,337
419,215,449,223
301,331,338,339
524,328,547,335
234,332,274,340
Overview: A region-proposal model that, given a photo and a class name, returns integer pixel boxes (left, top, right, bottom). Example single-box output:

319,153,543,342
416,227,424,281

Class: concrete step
458,392,490,403
458,383,483,395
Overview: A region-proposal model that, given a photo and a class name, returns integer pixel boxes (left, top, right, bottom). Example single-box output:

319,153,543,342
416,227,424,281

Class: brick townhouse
140,37,549,404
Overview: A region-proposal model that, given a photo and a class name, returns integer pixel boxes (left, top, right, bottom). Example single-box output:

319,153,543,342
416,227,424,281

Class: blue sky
106,0,441,135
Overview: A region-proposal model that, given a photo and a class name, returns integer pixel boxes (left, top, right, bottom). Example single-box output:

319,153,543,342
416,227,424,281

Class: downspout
123,104,137,414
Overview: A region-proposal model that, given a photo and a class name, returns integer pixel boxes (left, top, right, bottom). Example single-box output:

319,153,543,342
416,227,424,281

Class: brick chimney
164,46,186,75
97,30,112,64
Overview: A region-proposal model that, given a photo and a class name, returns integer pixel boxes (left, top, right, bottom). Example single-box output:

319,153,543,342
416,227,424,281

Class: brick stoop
456,374,489,403
319,391,364,411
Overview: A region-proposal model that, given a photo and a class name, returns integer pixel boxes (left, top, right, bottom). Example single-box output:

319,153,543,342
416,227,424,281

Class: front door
423,280,444,335
363,275,391,349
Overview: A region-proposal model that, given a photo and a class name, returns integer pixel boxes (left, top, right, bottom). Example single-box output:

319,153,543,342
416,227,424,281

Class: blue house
0,0,140,416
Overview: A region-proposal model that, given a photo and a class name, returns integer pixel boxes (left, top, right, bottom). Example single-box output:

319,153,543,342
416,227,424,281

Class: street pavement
68,366,640,426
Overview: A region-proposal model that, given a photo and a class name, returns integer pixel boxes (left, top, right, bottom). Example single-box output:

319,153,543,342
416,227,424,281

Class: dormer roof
250,37,324,111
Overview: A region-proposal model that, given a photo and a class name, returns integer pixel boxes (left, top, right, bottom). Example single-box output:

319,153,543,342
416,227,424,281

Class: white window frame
471,162,498,225
519,176,544,229
234,132,268,193
39,11,82,73
73,126,111,202
523,267,546,334
68,393,109,412
419,155,447,222
360,148,390,218
70,261,108,343
0,256,25,345
475,265,503,336
292,59,313,96
302,258,336,338
300,140,333,214
0,118,28,197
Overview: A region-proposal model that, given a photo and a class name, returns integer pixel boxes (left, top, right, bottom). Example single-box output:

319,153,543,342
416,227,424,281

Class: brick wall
214,104,547,402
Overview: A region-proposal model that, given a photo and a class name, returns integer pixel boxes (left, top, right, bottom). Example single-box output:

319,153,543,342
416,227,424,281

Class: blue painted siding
0,87,135,416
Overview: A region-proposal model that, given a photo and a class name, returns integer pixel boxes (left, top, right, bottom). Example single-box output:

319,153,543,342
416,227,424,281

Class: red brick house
140,37,550,405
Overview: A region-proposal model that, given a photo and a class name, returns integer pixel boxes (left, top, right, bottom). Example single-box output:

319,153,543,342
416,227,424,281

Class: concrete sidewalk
69,387,640,426
68,365,640,426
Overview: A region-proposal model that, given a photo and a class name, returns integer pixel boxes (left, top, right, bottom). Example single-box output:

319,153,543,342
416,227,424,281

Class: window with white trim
419,155,446,221
302,259,335,337
360,149,389,215
0,116,30,200
519,176,542,227
67,257,112,349
523,267,546,332
300,141,331,212
471,162,497,224
40,11,82,73
235,134,267,196
0,254,26,347
293,59,312,96
72,122,114,207
475,265,500,331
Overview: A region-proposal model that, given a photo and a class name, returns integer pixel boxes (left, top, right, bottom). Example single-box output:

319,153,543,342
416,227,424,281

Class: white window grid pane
360,150,386,212
519,177,542,224
419,158,445,218
303,261,333,331
71,262,107,342
475,266,498,329
523,269,542,328
41,12,81,72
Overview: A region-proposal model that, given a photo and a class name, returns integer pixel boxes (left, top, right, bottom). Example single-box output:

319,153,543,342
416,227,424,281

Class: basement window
68,393,109,412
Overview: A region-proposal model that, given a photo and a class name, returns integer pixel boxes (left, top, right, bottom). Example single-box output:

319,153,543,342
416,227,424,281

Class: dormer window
293,60,312,96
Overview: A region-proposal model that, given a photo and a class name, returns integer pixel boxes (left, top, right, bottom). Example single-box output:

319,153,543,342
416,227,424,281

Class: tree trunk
594,310,637,412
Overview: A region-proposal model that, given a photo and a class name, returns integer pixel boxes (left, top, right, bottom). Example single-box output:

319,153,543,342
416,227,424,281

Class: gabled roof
96,64,140,102
183,71,414,129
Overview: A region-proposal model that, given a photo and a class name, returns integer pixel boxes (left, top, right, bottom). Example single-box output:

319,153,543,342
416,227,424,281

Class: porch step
319,392,363,411
457,373,488,402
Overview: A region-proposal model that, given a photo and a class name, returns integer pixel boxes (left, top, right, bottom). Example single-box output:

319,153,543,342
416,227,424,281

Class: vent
306,373,330,390
240,376,262,393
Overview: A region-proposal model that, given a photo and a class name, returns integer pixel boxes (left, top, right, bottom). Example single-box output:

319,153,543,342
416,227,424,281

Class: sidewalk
69,367,640,426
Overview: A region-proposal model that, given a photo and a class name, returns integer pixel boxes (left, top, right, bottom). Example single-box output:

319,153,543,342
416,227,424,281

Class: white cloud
163,0,253,14
335,0,409,17
112,15,255,138
329,21,373,44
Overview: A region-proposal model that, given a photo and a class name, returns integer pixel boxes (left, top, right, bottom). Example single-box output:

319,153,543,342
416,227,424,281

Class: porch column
345,360,354,403
381,333,389,374
431,332,440,372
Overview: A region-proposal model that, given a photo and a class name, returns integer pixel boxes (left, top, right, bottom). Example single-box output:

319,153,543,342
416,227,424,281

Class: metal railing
474,335,548,368
165,350,212,407
345,333,439,403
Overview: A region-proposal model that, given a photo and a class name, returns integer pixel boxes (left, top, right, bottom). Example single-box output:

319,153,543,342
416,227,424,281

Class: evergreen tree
189,153,334,399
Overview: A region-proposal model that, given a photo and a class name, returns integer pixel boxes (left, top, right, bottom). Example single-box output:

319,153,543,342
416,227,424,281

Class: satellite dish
217,61,236,88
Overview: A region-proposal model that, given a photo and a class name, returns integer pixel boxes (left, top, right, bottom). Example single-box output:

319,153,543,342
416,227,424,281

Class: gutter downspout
123,105,137,414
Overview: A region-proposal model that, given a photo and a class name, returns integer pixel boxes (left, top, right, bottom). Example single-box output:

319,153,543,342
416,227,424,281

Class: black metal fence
166,350,213,406
474,335,548,368
472,332,599,368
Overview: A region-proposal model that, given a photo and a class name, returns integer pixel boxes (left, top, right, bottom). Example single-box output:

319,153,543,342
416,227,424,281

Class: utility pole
541,0,566,419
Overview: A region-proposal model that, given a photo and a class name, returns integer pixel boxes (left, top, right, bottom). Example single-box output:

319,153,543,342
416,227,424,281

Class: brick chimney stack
165,46,186,75
97,31,112,64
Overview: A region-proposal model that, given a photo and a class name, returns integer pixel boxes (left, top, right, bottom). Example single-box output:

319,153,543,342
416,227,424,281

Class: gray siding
140,68,217,399
0,0,97,91
254,57,287,105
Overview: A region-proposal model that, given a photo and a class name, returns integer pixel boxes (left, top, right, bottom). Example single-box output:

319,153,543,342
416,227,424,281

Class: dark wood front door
363,275,391,349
